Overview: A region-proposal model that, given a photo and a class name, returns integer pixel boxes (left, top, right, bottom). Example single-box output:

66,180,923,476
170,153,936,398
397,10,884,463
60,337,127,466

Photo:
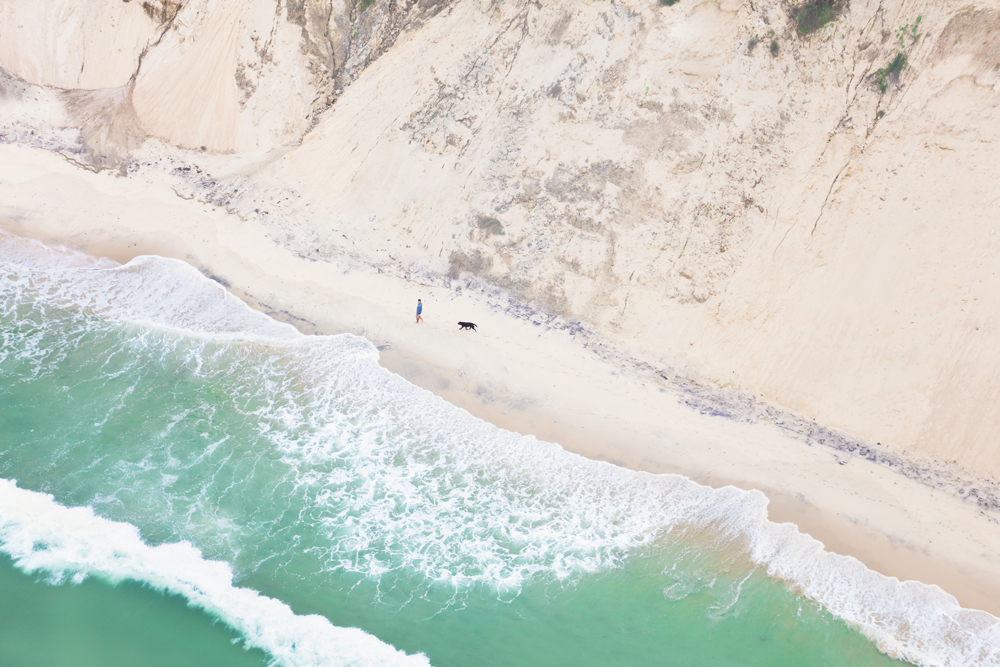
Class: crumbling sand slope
1,0,999,478
0,0,165,89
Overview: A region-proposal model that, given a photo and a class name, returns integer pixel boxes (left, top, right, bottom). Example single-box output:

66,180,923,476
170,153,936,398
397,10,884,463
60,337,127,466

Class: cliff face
2,0,999,476
1,0,455,152
0,1,163,89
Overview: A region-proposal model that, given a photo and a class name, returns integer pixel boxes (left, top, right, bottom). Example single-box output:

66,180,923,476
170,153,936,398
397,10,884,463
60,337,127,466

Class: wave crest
0,479,430,667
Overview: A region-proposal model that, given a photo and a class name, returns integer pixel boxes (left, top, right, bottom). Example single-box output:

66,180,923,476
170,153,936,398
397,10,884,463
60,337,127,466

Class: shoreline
375,344,1000,617
2,142,1000,619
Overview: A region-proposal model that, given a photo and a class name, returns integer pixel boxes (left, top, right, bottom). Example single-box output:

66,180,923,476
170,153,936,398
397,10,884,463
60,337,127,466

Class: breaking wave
1,231,998,667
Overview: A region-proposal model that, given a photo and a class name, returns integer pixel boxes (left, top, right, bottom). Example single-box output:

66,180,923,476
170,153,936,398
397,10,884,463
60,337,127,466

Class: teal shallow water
256,550,903,667
0,554,269,667
0,234,996,667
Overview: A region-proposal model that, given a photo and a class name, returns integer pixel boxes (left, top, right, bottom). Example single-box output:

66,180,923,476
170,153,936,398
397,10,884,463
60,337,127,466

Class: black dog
458,321,478,331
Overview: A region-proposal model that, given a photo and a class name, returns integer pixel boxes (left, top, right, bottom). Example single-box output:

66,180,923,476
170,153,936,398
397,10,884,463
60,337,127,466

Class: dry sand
1,141,999,620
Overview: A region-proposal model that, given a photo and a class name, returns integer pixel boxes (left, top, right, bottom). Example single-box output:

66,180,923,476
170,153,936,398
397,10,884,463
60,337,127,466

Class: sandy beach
2,140,999,620
4,4,1000,664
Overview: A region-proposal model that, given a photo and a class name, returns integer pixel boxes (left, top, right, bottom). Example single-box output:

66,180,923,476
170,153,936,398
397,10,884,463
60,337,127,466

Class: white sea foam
751,522,1000,665
2,230,999,667
0,479,431,667
0,230,300,340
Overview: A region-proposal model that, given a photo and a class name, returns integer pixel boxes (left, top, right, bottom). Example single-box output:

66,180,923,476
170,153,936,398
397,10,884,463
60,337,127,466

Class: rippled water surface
1,233,994,667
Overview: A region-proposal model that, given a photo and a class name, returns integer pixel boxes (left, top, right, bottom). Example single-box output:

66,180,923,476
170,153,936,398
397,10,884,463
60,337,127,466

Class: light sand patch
0,0,163,90
133,0,249,152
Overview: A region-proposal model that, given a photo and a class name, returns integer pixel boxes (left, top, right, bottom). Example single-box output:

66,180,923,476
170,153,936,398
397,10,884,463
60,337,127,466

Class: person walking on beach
416,299,424,324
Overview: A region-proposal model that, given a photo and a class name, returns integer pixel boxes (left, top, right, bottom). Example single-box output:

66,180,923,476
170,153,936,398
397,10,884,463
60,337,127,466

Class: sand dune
132,0,249,151
0,0,162,89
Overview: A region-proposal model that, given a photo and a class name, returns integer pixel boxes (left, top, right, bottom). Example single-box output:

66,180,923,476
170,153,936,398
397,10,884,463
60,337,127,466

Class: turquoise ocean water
0,232,997,667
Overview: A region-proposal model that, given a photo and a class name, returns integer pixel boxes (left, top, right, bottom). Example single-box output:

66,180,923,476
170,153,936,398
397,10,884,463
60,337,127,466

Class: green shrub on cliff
795,0,844,35
477,216,505,236
875,52,908,93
